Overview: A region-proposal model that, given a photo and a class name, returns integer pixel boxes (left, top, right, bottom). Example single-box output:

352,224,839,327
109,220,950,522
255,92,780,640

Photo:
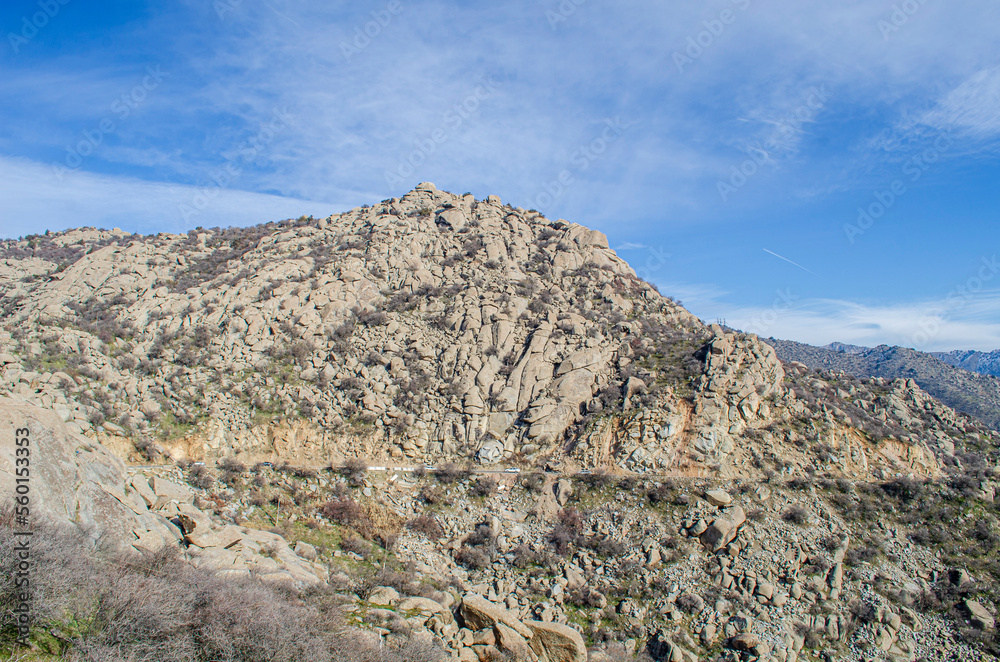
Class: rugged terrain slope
1,184,995,481
3,185,1000,661
766,339,1000,432
933,349,1000,378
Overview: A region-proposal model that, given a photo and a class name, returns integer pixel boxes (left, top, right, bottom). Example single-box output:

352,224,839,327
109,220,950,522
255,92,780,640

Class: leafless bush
567,587,607,609
406,515,444,541
454,546,491,571
511,544,547,569
434,462,471,484
547,524,576,557
218,457,246,473
343,458,369,487
845,545,880,566
469,477,498,497
187,464,214,490
573,470,615,490
319,498,376,541
676,593,704,613
0,516,447,662
557,507,584,533
340,536,372,559
646,483,675,505
522,472,547,492
782,505,811,526
418,485,446,505
464,523,495,549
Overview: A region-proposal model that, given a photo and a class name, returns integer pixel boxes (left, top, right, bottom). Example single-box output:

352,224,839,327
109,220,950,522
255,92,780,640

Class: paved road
126,462,705,480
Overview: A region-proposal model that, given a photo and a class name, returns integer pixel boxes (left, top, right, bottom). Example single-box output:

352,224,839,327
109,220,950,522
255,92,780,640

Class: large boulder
0,397,328,589
460,593,534,639
524,621,588,662
0,397,177,549
700,506,746,552
963,600,995,630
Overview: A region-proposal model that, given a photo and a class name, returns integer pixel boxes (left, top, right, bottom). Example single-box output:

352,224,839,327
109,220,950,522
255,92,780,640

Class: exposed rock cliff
0,185,996,480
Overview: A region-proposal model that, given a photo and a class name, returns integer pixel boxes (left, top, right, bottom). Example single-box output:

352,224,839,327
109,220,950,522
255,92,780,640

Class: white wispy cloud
4,0,999,235
0,156,336,237
669,282,1000,352
921,66,1000,139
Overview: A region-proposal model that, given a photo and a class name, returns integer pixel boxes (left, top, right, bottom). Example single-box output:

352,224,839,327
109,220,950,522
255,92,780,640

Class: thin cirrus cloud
1,0,998,351
667,281,1000,352
0,156,338,238
3,0,997,224
920,66,1000,139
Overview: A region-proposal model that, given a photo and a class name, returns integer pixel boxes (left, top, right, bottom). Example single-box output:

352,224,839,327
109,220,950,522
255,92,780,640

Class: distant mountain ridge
766,338,1000,431
932,349,1000,377
825,342,867,355
821,341,1000,378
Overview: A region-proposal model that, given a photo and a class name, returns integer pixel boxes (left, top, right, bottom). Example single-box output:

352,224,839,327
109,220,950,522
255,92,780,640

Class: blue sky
2,0,999,351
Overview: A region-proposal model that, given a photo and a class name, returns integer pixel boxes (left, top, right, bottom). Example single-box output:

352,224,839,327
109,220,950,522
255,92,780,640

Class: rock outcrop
0,184,995,481
0,397,327,587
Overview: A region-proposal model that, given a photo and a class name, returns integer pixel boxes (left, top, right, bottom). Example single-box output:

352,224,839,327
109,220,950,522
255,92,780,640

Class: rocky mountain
933,349,1000,378
2,183,995,480
765,338,1000,432
3,184,1000,661
825,342,867,356
823,342,1000,379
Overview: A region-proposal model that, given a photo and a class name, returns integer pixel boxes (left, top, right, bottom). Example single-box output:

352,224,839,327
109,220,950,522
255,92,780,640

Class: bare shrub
511,544,546,569
188,464,214,490
522,472,547,492
676,593,704,613
418,485,446,505
782,505,811,526
0,516,445,662
218,457,246,473
469,477,498,497
319,498,375,541
340,536,372,559
567,587,607,609
557,507,584,533
406,515,444,541
647,483,675,505
573,470,615,490
434,463,471,484
343,457,369,487
454,546,491,570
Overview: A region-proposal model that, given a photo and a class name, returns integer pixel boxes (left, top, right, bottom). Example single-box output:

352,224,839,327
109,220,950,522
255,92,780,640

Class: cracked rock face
0,397,327,588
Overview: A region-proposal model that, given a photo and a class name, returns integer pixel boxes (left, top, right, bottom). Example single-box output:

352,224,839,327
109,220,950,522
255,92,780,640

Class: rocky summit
1,183,993,478
2,185,1000,661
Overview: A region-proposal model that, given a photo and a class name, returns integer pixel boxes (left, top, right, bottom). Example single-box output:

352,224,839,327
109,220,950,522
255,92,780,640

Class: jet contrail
763,248,816,276
263,2,303,28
